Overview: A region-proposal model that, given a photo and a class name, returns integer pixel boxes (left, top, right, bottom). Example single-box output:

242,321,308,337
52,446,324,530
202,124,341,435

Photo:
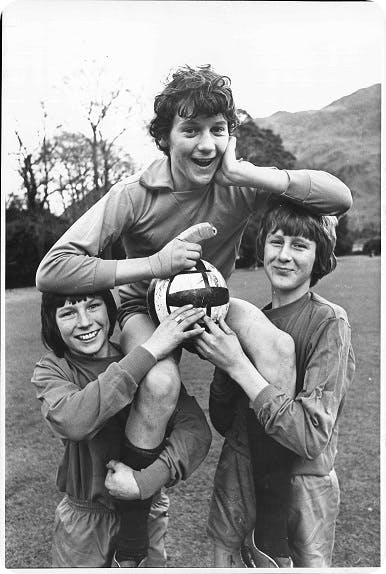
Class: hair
256,201,338,287
41,290,117,358
149,65,239,156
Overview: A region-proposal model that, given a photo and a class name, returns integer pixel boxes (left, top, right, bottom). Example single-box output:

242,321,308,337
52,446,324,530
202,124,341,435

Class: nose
196,130,215,153
77,309,92,328
278,243,292,261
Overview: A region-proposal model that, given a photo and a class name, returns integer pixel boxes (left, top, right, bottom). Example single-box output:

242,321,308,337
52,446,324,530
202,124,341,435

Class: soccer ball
147,259,230,326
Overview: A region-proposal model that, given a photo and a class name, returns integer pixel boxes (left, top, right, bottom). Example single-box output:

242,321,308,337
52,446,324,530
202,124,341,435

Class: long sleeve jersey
32,344,212,506
210,291,355,476
35,157,352,324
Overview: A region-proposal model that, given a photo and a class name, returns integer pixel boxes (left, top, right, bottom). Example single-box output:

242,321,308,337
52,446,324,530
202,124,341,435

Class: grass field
5,255,381,568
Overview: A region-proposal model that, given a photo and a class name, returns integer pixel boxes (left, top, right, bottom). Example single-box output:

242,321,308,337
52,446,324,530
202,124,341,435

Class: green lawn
5,255,381,568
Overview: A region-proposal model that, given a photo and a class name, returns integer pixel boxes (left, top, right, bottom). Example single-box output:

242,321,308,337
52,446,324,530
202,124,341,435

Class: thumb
178,222,217,244
106,459,119,471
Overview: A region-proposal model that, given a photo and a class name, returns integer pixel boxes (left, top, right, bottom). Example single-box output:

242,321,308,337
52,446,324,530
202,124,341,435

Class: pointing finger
178,223,217,244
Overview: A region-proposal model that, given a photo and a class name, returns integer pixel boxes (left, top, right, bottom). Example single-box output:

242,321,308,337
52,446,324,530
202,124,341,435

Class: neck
271,286,310,309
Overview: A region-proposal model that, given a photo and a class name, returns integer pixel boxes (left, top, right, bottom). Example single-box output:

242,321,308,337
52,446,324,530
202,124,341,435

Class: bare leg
120,314,181,448
226,298,296,397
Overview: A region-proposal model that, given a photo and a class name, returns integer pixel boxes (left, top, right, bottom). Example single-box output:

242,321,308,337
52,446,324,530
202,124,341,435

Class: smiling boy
195,201,355,567
35,65,352,564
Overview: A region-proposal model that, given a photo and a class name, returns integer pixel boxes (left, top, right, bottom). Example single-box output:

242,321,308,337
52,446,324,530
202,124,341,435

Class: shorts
288,470,340,567
52,490,169,568
208,440,340,567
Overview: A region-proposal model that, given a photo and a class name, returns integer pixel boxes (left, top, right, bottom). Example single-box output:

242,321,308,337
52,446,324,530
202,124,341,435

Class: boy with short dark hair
32,292,210,567
195,201,355,567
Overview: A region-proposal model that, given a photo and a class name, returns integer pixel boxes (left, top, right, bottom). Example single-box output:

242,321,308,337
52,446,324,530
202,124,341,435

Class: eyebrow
179,117,227,127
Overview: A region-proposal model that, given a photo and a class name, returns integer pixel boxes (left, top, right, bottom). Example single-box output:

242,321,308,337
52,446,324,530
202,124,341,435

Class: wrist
140,340,160,362
115,257,154,285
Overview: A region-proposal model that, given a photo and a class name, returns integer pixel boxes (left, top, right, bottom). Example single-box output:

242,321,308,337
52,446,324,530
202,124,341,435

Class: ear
159,135,169,150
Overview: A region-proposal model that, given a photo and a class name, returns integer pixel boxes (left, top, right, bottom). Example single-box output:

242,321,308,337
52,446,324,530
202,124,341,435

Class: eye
212,126,226,135
293,242,308,250
58,309,75,318
88,302,101,311
183,127,197,136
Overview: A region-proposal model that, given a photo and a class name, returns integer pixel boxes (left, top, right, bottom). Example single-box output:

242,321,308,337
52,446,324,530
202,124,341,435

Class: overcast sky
2,0,384,197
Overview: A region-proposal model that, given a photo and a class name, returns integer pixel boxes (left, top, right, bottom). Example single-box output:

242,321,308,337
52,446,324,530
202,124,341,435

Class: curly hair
149,65,239,156
256,201,338,287
41,290,117,358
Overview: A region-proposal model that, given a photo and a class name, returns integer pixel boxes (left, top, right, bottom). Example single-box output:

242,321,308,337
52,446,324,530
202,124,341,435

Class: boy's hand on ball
194,315,246,372
105,460,140,500
148,237,202,278
142,305,206,360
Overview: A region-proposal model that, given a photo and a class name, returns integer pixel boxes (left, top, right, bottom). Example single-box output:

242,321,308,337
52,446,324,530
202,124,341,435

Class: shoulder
308,292,350,327
33,350,73,379
108,168,146,198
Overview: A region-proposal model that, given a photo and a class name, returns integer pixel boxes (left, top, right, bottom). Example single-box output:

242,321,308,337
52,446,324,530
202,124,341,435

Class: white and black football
147,259,229,326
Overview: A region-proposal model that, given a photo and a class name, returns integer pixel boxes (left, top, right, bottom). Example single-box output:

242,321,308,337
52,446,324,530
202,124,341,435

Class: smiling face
55,296,111,358
165,113,229,191
264,229,316,307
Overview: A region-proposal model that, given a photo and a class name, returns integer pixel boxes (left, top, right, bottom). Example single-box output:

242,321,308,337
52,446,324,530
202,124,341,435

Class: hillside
255,84,381,234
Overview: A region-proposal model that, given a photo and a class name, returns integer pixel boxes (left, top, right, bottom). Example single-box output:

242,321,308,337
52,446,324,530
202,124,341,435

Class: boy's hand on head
141,305,206,361
105,460,141,500
194,315,246,373
214,136,254,187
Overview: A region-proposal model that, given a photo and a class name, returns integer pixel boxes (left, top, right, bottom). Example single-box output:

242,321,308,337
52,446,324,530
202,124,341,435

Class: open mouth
76,329,100,342
191,157,216,168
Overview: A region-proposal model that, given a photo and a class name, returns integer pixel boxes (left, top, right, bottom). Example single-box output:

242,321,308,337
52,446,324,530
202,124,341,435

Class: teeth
78,330,99,341
192,158,214,167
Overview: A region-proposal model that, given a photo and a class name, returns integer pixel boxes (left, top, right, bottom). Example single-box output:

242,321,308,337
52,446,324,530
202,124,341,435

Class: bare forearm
227,356,269,403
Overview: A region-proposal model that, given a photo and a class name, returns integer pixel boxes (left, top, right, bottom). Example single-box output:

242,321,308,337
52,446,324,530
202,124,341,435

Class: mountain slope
255,84,381,233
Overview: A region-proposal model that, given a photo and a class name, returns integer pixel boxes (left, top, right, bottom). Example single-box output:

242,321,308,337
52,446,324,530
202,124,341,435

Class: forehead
171,113,227,128
60,295,101,308
267,229,314,242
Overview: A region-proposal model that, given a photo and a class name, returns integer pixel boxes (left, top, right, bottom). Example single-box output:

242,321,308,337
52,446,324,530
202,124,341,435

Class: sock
114,439,165,562
246,408,294,558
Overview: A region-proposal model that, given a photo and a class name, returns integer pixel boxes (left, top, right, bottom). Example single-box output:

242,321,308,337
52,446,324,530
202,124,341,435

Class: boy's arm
32,346,156,441
209,367,242,436
35,180,213,294
252,317,355,459
216,137,352,216
105,384,212,500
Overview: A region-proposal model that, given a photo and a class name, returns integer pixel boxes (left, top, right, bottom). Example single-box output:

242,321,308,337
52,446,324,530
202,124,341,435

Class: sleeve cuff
133,459,171,500
93,258,118,290
118,345,157,385
252,384,279,416
281,169,311,202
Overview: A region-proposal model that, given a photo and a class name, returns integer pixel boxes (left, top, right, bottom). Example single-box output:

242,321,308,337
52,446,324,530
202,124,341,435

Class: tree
235,112,297,268
335,214,354,256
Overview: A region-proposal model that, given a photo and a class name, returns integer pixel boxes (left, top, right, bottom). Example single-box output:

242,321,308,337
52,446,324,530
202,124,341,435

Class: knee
139,366,181,414
275,330,295,358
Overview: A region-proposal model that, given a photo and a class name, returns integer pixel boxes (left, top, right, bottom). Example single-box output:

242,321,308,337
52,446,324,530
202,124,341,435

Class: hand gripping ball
147,259,230,326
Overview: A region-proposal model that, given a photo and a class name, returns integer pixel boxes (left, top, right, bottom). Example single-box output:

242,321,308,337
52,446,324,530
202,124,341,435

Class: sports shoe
111,552,146,567
240,530,293,568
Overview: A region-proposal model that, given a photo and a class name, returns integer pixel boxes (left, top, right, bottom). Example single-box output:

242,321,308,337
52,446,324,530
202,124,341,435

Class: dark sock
114,439,164,562
247,408,294,558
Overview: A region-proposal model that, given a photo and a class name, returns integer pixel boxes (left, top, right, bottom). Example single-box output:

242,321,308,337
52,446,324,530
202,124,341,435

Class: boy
195,201,355,567
35,65,352,554
32,291,211,567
